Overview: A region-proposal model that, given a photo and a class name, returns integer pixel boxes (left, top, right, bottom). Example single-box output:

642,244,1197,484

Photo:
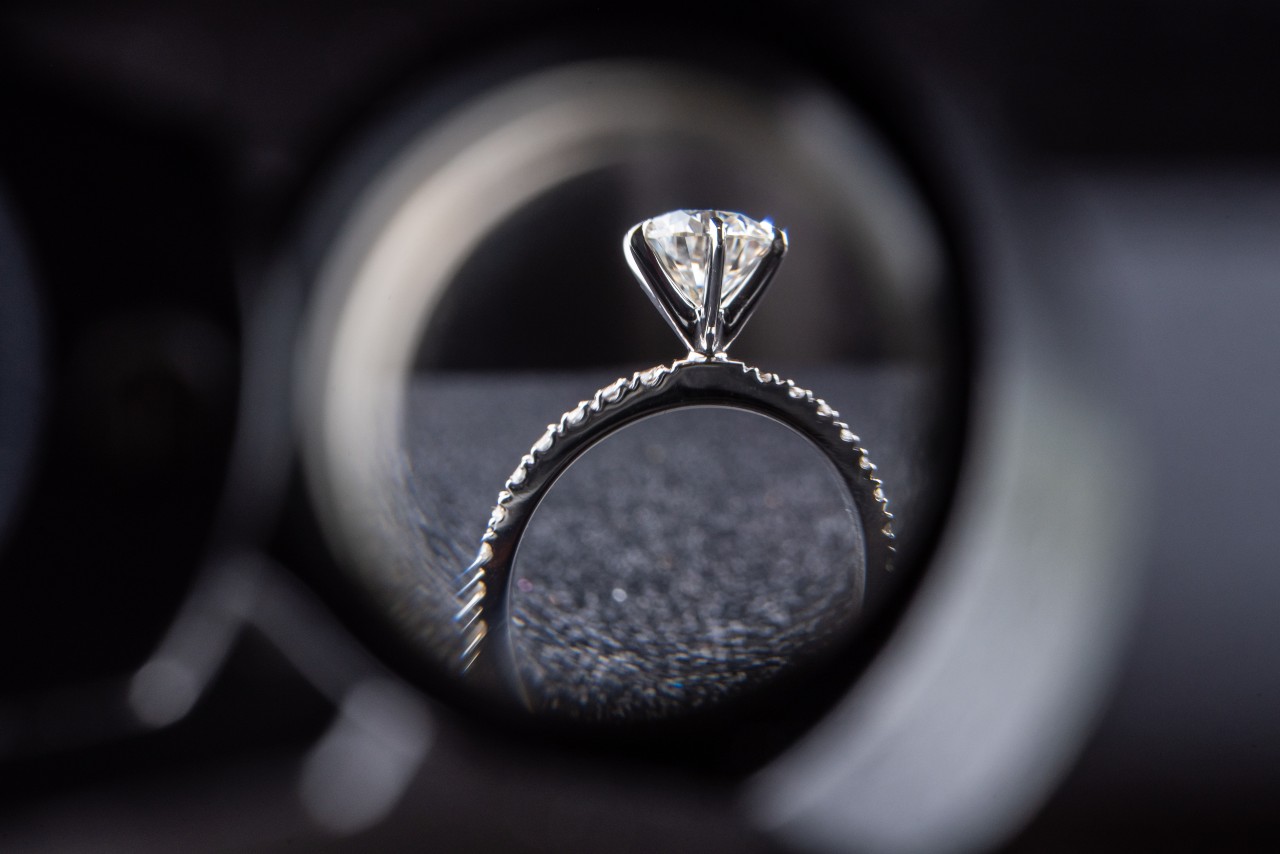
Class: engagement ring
456,210,895,687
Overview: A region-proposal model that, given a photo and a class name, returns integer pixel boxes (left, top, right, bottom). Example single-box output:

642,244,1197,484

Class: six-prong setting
624,209,787,357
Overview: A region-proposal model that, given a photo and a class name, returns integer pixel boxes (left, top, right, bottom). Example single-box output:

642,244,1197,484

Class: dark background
1,1,1279,850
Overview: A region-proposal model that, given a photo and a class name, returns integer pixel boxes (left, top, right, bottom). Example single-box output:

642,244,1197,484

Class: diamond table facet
641,210,774,311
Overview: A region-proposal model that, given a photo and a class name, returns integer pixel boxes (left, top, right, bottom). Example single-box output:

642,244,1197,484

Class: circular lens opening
298,59,963,735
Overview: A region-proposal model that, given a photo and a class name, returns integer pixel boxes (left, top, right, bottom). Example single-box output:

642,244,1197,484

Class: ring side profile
454,210,895,692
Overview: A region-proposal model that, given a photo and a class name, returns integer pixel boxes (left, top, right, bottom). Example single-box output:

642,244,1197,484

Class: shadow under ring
455,357,897,704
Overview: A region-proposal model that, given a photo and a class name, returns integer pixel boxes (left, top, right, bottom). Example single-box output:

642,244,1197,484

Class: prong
697,214,727,354
719,225,787,351
624,223,700,352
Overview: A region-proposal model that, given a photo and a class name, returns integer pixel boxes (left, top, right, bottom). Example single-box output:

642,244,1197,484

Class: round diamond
641,210,774,310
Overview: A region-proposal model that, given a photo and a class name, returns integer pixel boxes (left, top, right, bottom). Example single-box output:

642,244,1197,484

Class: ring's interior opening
505,407,864,721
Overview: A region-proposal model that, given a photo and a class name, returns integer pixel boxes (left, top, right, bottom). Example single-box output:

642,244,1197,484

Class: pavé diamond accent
456,355,898,671
533,430,554,454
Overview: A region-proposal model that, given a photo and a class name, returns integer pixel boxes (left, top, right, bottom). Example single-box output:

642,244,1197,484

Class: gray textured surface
509,406,862,718
405,365,938,718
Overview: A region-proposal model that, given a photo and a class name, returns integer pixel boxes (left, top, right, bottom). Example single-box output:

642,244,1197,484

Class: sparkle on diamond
641,210,774,310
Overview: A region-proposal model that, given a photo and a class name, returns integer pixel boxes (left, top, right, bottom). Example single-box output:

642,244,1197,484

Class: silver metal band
455,356,896,692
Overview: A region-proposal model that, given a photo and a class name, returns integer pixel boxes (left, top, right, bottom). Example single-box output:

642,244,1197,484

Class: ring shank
456,358,895,698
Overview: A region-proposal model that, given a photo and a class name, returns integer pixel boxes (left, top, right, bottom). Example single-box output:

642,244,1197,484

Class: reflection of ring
456,210,895,686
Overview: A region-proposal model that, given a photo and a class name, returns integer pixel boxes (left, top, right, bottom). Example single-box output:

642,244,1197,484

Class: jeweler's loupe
295,60,964,726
